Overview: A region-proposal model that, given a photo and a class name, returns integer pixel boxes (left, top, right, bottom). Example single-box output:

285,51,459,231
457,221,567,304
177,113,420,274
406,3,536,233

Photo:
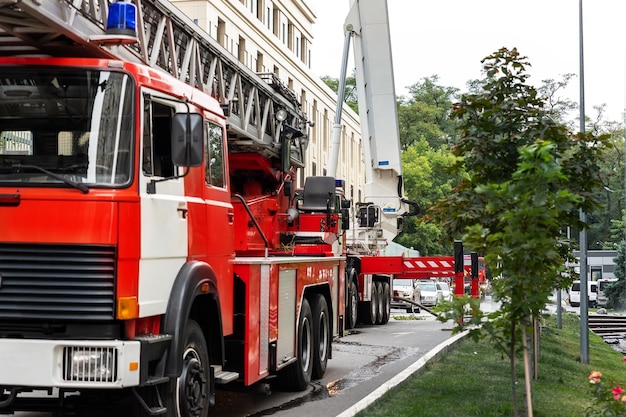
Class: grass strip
358,313,626,417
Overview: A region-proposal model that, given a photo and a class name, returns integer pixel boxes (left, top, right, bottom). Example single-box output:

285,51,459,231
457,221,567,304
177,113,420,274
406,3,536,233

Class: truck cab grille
0,243,116,321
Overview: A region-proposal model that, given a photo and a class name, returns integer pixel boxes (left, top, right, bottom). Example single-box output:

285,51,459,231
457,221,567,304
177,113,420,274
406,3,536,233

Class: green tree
397,75,459,149
320,72,358,113
395,138,464,255
585,112,625,249
431,47,606,416
537,73,578,125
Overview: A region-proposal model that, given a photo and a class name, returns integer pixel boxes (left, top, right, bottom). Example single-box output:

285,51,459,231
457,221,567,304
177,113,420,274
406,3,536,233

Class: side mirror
284,180,293,197
341,208,350,230
172,113,203,167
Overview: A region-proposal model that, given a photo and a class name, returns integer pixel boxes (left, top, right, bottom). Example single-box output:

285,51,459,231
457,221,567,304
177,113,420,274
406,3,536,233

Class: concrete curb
335,329,469,417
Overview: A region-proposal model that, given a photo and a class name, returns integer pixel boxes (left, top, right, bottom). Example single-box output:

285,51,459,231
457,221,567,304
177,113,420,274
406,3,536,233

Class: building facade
171,0,365,201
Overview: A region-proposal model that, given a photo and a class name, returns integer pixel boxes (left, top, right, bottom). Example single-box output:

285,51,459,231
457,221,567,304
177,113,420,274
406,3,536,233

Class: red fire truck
0,1,343,415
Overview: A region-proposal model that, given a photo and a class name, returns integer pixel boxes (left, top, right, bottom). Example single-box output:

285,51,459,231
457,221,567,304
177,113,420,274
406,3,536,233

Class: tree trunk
533,317,539,380
511,321,518,417
522,325,534,417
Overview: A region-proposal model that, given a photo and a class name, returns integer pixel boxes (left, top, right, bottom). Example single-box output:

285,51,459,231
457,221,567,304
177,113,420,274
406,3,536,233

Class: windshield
600,281,614,291
0,67,134,188
394,279,413,287
417,283,437,292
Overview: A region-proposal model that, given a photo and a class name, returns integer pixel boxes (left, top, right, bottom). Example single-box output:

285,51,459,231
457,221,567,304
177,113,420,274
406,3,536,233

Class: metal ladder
0,0,308,166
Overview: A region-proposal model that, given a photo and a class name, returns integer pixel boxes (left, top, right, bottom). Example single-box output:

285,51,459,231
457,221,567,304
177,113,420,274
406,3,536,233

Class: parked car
416,281,440,307
597,278,618,307
392,279,420,313
569,280,598,308
435,281,452,302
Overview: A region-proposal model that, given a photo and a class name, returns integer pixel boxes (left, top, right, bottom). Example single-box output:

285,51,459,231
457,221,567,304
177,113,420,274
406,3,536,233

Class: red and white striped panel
398,256,455,279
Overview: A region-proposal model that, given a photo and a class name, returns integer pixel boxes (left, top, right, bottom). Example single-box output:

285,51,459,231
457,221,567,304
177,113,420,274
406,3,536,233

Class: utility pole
579,0,589,365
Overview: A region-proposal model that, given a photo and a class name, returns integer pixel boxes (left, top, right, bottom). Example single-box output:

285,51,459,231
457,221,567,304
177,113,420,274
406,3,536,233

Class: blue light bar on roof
106,1,137,37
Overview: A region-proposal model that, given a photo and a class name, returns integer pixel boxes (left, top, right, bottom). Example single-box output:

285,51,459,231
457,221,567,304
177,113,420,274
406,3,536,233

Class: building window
341,127,346,163
295,34,300,58
300,89,307,115
312,100,318,144
256,0,264,20
217,18,226,48
238,36,246,64
323,109,328,149
300,37,307,64
265,4,272,31
273,8,279,37
287,22,293,50
256,51,264,73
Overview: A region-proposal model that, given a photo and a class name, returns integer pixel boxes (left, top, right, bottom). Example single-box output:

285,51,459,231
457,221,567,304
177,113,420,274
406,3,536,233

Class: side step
212,366,239,384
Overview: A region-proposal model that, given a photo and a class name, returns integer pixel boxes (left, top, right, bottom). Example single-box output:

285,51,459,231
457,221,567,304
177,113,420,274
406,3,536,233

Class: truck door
138,94,188,316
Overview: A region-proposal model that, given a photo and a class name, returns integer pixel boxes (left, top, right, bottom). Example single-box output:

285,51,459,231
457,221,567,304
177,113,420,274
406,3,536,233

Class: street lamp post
579,0,589,365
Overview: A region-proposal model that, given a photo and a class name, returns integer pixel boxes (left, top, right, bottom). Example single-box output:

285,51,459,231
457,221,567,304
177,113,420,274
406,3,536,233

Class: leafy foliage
397,76,459,149
395,138,464,255
431,47,607,416
320,73,359,113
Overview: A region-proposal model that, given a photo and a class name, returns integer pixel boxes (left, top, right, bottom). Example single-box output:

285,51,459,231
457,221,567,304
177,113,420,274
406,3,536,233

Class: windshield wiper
12,164,89,194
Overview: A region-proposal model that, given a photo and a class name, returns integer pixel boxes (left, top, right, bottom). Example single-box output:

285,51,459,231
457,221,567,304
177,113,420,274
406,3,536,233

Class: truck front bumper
0,338,141,388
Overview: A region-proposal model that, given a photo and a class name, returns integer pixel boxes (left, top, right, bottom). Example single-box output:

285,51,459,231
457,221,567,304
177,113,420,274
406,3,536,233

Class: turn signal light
117,296,138,320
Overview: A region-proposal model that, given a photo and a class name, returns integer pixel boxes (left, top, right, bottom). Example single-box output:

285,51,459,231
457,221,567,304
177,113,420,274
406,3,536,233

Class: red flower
612,386,624,400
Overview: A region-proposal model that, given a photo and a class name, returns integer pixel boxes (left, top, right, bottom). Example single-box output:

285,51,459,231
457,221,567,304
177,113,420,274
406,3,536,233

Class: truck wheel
160,319,210,417
311,295,330,379
346,280,358,330
380,282,391,324
280,298,313,391
374,282,384,324
360,283,378,325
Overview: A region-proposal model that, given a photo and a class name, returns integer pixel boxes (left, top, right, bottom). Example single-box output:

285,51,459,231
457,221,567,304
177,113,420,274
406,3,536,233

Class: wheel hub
178,357,207,416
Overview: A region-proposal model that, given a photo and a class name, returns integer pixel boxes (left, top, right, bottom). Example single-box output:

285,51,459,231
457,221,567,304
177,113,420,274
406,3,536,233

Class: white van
569,280,598,308
597,278,618,307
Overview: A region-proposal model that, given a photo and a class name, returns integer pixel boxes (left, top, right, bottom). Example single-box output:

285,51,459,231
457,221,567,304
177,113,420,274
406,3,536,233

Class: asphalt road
211,309,457,417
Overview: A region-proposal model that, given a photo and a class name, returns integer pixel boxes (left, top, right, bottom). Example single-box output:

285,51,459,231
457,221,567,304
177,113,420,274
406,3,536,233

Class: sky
310,0,626,124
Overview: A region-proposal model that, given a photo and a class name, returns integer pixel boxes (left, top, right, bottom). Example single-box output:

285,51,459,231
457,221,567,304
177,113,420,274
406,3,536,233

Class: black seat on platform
300,176,336,212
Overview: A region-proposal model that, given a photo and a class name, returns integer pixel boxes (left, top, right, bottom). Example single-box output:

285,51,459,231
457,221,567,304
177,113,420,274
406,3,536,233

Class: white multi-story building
171,0,365,201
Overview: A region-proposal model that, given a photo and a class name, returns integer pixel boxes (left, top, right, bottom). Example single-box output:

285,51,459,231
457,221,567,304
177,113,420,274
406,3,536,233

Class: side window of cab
205,122,225,188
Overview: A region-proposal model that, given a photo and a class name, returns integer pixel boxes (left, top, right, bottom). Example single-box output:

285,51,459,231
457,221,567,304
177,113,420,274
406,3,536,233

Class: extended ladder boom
329,0,415,249
0,0,308,167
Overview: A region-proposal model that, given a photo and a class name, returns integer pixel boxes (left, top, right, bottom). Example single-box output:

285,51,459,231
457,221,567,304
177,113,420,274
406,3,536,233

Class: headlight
64,347,117,383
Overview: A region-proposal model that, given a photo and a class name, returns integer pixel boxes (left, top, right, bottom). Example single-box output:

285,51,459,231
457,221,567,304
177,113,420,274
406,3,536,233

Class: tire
157,319,210,417
360,282,378,325
374,282,384,325
311,295,330,379
346,280,358,330
379,281,391,325
280,298,313,391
